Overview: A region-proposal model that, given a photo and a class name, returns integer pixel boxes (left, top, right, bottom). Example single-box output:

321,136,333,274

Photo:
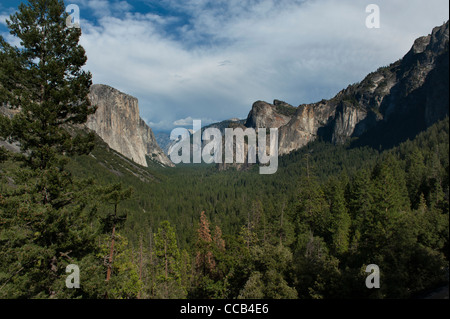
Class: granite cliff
86,84,173,167
244,21,449,155
245,100,296,130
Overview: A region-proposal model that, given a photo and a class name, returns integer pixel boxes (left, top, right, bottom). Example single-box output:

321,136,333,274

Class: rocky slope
86,84,173,167
244,21,449,155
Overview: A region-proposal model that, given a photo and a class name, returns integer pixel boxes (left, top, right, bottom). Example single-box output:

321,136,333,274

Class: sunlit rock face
87,84,173,167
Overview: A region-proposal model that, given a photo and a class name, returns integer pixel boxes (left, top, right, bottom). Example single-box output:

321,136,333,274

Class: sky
1,0,449,132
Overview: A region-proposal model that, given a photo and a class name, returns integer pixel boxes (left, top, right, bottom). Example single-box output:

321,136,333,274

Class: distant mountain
155,118,247,157
86,84,174,167
154,131,173,155
203,118,247,135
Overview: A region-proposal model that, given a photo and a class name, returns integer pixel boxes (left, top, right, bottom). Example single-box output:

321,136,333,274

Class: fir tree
153,220,185,299
0,0,98,298
195,211,216,277
295,170,329,240
325,177,351,255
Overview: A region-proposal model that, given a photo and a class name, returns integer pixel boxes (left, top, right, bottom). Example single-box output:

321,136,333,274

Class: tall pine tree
153,220,185,299
0,0,99,298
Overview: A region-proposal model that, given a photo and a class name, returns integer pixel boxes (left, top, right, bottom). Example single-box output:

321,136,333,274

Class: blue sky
1,0,449,132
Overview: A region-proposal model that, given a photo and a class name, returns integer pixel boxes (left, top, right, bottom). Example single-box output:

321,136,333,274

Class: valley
0,0,448,300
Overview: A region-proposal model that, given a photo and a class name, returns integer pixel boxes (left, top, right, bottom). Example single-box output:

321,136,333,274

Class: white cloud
172,116,218,127
0,14,9,25
2,0,449,132
72,0,132,18
173,117,196,126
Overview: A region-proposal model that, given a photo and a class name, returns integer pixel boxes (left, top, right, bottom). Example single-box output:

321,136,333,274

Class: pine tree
295,171,329,239
237,271,265,299
153,220,185,299
195,211,216,277
0,0,95,172
213,225,226,252
405,147,426,209
238,243,298,299
0,0,98,298
192,211,229,298
180,249,193,296
371,155,410,216
348,168,374,222
325,177,351,255
98,183,133,287
98,232,142,299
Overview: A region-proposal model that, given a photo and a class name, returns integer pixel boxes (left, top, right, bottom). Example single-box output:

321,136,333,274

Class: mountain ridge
240,21,449,155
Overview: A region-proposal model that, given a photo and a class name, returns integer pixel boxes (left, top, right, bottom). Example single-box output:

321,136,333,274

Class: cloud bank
2,0,449,131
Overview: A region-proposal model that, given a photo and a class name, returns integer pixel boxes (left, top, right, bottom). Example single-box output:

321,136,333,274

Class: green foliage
0,0,95,171
238,243,298,299
0,0,134,299
152,221,185,299
292,233,341,299
325,177,351,255
274,103,297,117
0,0,102,298
98,233,142,299
294,171,329,240
60,118,448,299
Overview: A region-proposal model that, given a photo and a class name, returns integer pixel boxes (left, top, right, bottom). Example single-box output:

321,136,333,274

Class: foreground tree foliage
0,0,131,298
153,221,185,298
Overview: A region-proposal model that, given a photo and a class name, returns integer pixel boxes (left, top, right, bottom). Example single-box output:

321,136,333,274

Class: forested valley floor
3,117,446,299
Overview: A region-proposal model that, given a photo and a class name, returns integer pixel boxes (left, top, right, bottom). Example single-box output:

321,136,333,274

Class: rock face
139,118,174,166
277,102,335,154
86,84,173,167
244,21,449,155
245,100,296,129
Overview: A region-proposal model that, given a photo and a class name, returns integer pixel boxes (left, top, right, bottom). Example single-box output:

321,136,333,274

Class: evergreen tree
405,147,426,209
325,177,351,255
98,183,133,284
238,243,297,299
195,211,216,278
180,249,193,296
192,211,228,298
294,171,329,241
98,232,142,299
0,0,95,171
153,220,185,299
0,0,98,298
292,233,341,299
371,155,410,216
237,271,265,299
